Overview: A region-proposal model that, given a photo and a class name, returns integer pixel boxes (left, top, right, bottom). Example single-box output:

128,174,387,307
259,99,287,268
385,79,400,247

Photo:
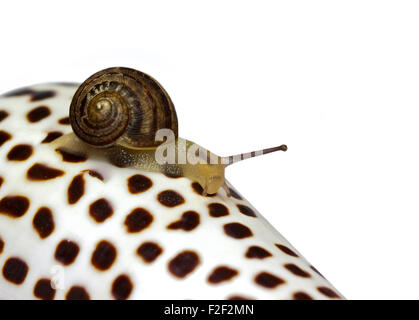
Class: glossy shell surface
0,84,343,300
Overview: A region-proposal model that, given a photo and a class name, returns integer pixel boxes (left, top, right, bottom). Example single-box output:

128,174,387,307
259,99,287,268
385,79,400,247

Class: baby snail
55,67,287,196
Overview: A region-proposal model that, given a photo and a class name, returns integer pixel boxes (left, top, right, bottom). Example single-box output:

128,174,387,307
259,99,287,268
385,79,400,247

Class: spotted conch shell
0,84,343,300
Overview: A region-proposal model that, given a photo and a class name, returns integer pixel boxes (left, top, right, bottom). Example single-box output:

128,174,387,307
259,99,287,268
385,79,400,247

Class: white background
1,0,418,299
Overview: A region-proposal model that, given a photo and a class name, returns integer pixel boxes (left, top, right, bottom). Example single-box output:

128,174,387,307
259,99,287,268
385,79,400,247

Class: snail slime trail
56,67,287,196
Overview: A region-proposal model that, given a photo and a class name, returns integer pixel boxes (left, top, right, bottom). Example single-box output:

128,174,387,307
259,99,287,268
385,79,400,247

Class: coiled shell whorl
69,67,178,148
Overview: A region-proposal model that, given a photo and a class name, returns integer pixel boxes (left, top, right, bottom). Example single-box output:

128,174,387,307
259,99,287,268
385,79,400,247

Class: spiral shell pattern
70,67,178,148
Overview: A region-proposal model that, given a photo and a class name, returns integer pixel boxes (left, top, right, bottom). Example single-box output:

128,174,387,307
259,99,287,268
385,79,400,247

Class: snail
54,67,287,196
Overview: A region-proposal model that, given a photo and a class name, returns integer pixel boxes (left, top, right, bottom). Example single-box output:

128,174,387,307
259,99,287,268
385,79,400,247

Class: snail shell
70,67,178,149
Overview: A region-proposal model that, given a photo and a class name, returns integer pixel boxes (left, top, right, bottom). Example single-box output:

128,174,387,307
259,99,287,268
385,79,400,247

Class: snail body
53,133,227,195
56,67,287,195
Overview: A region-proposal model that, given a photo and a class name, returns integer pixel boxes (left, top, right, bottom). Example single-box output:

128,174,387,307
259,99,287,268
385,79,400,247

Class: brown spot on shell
310,265,325,278
237,204,256,217
2,87,55,101
33,207,54,239
26,106,51,123
245,246,272,259
68,174,85,204
0,237,4,254
168,250,200,279
317,286,340,298
58,117,70,125
284,263,311,278
0,176,3,189
111,274,133,300
167,211,200,231
7,144,33,161
91,240,117,271
208,203,229,217
34,278,55,300
27,163,64,181
54,240,80,266
30,90,55,102
56,148,87,163
229,187,242,200
124,208,153,233
223,223,253,239
66,286,90,300
127,174,152,194
228,295,254,300
41,131,63,144
275,244,299,257
136,242,163,263
89,198,113,223
157,190,185,207
0,110,9,122
83,169,104,181
3,87,34,97
254,272,285,289
0,195,30,218
191,182,216,197
208,266,238,284
2,257,28,284
0,130,12,147
293,292,314,300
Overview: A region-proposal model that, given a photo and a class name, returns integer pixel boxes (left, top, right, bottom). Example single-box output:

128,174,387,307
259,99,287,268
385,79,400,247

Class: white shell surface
0,84,343,300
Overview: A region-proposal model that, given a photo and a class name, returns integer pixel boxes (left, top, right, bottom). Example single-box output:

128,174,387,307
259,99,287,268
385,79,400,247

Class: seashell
0,83,343,300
